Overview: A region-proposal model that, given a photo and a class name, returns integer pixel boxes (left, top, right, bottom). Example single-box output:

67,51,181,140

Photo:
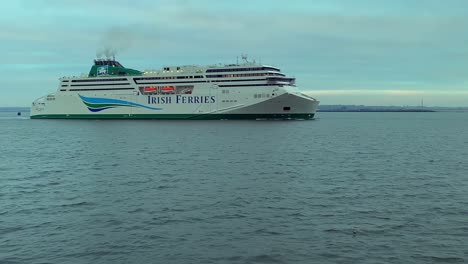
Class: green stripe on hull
31,113,315,120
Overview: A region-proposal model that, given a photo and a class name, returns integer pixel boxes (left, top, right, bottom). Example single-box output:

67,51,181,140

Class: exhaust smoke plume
96,27,134,59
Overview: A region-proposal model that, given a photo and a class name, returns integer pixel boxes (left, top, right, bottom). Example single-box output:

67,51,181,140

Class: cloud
1,0,468,106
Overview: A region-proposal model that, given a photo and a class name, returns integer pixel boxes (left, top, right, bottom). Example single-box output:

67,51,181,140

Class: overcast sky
1,0,468,106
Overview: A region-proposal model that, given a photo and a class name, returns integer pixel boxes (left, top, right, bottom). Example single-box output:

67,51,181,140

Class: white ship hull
31,86,318,120
31,58,319,120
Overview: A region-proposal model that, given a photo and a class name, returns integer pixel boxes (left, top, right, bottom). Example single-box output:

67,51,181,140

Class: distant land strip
318,109,434,112
0,107,30,112
318,105,468,112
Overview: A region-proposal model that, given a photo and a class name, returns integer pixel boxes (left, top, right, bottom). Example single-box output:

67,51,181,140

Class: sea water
1,112,467,263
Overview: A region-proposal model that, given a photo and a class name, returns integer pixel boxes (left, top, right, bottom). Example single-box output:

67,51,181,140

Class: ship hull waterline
30,113,315,120
31,92,319,120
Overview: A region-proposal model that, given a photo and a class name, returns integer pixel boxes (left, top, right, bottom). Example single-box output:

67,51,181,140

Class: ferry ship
30,57,319,120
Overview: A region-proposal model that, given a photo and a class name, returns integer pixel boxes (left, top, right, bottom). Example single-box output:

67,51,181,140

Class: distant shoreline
318,109,435,112
0,107,30,112
318,105,468,112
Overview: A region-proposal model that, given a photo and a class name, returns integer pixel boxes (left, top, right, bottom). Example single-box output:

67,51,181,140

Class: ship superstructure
31,57,319,119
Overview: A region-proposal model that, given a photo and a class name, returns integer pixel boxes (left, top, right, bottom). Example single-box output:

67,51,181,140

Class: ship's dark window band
206,67,279,73
137,79,273,86
207,73,285,78
211,78,267,83
69,88,135,91
60,89,67,91
176,75,204,79
135,80,208,85
134,75,203,81
269,73,285,76
61,85,68,87
266,73,285,77
207,73,265,78
71,78,128,83
218,84,279,87
266,77,295,82
62,80,69,82
70,83,131,87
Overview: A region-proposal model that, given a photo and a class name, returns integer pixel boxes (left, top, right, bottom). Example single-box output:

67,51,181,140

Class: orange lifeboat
144,86,157,92
161,86,175,93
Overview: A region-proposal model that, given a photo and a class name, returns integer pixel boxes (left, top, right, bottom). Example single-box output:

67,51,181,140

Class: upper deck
59,58,295,86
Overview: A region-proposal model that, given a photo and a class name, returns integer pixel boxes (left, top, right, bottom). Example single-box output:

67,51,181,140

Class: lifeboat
161,86,175,93
144,86,157,92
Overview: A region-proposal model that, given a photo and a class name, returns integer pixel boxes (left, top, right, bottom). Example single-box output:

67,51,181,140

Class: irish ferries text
147,95,216,105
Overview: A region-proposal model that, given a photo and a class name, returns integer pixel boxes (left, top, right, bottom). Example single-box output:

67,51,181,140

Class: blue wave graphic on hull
79,95,162,112
88,107,116,112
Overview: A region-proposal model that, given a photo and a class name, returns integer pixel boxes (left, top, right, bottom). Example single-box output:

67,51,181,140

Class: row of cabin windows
219,83,281,87
67,88,134,91
207,73,265,78
69,83,131,87
71,78,128,82
267,72,285,76
135,75,203,81
212,78,266,83
206,67,279,73
207,72,285,78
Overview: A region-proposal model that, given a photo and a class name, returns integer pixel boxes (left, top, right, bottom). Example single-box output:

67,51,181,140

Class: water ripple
1,112,467,263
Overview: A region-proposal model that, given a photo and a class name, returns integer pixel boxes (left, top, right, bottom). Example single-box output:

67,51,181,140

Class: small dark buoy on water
17,112,21,116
